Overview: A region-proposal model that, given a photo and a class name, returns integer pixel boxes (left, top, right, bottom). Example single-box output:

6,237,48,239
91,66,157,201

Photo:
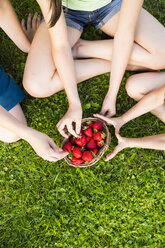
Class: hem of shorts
95,2,122,30
4,95,24,111
65,19,83,32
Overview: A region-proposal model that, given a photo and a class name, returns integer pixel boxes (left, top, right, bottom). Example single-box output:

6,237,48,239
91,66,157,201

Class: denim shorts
63,0,122,32
0,66,24,111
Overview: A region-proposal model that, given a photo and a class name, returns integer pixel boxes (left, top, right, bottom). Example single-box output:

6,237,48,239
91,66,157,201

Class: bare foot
21,12,41,43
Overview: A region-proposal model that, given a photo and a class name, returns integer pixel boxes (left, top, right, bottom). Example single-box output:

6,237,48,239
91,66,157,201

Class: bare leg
125,72,165,122
23,23,82,97
23,22,145,97
73,9,165,70
0,104,27,143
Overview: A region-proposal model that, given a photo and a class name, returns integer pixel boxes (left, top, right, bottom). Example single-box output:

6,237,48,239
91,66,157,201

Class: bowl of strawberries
62,118,111,168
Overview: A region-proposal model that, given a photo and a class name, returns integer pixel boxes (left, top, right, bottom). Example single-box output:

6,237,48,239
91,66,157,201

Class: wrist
69,100,81,109
107,90,117,103
18,126,35,141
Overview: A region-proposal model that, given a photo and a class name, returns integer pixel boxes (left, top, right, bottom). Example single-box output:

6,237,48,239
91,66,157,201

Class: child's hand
100,93,116,117
25,129,68,162
93,114,123,134
105,134,127,161
21,12,41,43
57,105,82,138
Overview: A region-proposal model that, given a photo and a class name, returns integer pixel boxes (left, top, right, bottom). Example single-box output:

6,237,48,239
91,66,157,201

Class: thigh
23,22,81,84
0,104,26,143
101,8,165,55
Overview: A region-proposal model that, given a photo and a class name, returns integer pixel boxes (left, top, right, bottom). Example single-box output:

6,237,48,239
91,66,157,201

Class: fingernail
59,148,63,152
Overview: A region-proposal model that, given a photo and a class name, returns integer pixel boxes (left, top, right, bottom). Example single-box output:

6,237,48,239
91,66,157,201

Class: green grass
0,0,165,247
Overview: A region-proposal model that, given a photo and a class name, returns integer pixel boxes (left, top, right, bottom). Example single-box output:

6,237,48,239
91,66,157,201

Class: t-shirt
62,0,112,11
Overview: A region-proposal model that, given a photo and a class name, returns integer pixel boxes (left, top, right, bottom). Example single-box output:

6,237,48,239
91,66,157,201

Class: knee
125,75,142,100
72,40,85,57
23,76,40,97
23,77,46,98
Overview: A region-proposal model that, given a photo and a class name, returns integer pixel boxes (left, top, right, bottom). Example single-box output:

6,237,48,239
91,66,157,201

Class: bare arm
105,133,165,161
0,106,68,161
37,0,82,137
101,0,144,117
95,84,165,132
0,0,30,52
120,84,165,125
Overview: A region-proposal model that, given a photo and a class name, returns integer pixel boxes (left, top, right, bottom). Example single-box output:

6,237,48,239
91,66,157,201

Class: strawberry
87,138,97,149
93,120,103,131
72,147,82,158
92,148,99,155
97,140,104,148
70,136,75,144
82,151,93,162
72,157,84,165
62,141,72,152
93,131,106,141
86,136,91,143
83,127,93,137
75,135,86,147
86,121,94,128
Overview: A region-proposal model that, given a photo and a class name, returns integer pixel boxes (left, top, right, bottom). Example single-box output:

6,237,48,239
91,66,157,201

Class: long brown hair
49,0,62,27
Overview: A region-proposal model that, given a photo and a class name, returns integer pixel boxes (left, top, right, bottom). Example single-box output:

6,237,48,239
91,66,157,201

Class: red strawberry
93,120,103,131
92,148,99,155
83,127,93,137
87,138,97,149
82,151,93,162
62,141,72,152
75,135,86,147
93,131,106,141
86,121,94,128
72,147,82,158
70,136,75,144
97,140,104,148
72,157,84,165
86,136,91,143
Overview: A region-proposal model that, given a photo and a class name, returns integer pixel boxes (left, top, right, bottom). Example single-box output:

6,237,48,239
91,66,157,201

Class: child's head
49,0,62,27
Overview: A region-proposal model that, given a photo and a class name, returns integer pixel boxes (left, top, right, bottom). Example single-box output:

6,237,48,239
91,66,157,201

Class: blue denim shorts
63,0,122,32
0,66,24,111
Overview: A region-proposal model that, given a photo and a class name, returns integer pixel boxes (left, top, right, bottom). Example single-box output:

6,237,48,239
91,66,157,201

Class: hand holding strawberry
57,105,82,138
62,118,109,166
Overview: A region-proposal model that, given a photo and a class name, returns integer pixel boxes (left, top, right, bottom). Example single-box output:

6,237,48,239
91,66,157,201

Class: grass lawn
0,0,165,247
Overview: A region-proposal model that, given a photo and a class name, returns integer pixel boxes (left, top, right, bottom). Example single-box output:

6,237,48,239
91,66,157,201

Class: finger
49,148,68,159
43,156,58,162
49,139,60,150
56,120,62,129
32,12,38,29
37,15,41,28
49,139,65,152
94,114,111,124
105,145,122,161
58,124,69,138
105,111,112,118
58,128,69,138
100,109,106,116
75,120,81,135
51,151,68,159
67,122,78,137
115,125,120,134
27,13,32,30
21,19,26,32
